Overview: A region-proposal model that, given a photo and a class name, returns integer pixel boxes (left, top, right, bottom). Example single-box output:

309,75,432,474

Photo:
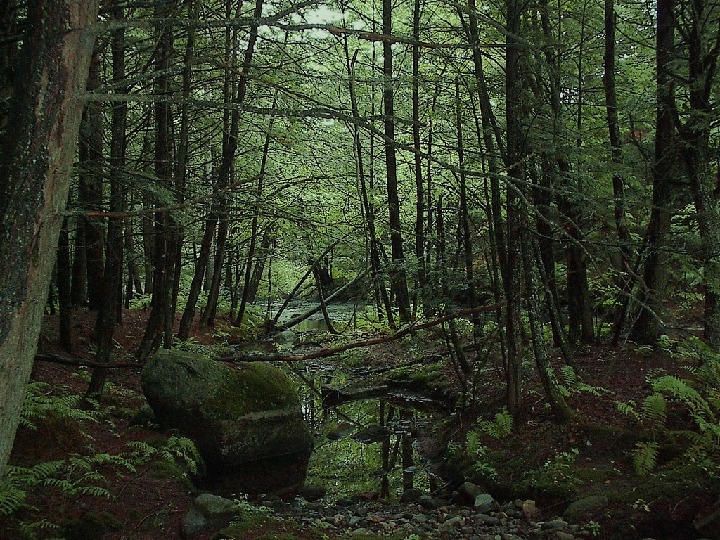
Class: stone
541,518,568,530
418,495,440,509
563,495,609,523
141,350,313,495
474,493,497,513
554,532,574,540
181,494,239,539
458,481,483,503
521,499,539,520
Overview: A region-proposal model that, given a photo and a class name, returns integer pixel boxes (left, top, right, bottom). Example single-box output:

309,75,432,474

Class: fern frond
633,441,658,476
653,376,713,419
616,400,639,421
641,394,667,425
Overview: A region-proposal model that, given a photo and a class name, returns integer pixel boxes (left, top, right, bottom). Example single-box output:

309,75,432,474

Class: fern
652,376,714,421
160,436,203,475
477,409,513,439
560,366,610,397
641,394,667,425
616,400,640,422
633,441,658,476
20,382,102,430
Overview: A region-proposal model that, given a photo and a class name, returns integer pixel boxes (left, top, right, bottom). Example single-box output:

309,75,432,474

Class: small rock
554,532,575,540
418,495,440,509
458,481,483,503
563,496,608,523
479,514,500,526
474,493,497,513
541,518,568,530
181,494,239,539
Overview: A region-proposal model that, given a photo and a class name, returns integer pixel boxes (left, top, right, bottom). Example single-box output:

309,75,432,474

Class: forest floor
1,307,719,540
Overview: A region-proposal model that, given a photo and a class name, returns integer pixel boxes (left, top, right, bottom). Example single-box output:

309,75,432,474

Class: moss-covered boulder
141,350,313,494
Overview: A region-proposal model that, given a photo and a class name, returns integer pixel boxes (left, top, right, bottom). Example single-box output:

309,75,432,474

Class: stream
243,300,450,502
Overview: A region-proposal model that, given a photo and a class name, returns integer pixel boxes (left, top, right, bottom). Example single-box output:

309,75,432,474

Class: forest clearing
2,0,720,538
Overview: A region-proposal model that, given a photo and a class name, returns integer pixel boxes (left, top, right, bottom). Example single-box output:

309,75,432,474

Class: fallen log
216,303,502,363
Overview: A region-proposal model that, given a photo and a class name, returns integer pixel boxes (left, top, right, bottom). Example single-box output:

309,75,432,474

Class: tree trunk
630,0,677,345
603,0,631,278
504,0,526,416
78,47,104,311
88,7,127,398
138,3,176,361
57,218,73,353
382,0,411,323
0,0,97,478
679,0,720,349
412,0,425,311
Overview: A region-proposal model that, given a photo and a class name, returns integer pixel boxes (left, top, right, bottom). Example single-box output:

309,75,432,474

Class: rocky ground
181,489,600,540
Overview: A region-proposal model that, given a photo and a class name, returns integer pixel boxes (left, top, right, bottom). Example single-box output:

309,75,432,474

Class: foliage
20,382,102,430
475,409,513,439
1,381,202,535
617,339,720,476
523,448,581,489
558,366,610,398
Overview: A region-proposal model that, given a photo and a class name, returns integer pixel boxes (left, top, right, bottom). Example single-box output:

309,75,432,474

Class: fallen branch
272,269,369,332
216,303,502,363
34,353,140,370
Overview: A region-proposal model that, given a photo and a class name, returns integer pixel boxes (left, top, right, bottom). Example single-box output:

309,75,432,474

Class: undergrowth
617,337,720,477
0,382,202,536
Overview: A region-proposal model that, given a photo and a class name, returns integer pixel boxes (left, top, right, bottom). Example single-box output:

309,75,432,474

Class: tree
382,0,412,323
630,0,678,345
0,0,98,477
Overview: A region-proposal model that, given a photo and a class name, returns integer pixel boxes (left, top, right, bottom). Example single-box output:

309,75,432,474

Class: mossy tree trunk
0,0,98,478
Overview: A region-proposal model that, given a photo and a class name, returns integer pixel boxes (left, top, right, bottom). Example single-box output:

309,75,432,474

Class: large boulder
141,350,313,495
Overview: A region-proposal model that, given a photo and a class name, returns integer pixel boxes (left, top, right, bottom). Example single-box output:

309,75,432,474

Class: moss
207,362,299,417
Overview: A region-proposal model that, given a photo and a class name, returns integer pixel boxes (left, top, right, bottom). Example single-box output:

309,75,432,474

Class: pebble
257,495,592,540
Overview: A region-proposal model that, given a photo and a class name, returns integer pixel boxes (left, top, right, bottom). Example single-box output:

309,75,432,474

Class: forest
1,0,720,538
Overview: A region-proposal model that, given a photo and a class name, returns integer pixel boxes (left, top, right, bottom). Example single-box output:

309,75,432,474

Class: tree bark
78,47,105,310
57,217,73,353
382,0,411,323
678,0,720,349
504,0,526,415
630,0,677,345
0,0,97,478
88,4,127,398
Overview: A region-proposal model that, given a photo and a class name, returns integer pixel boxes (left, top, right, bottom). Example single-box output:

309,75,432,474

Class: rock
521,499,539,520
554,532,574,540
541,518,568,530
563,495,608,523
141,350,313,495
418,495,440,509
181,493,239,539
455,481,483,504
474,493,497,513
400,488,423,503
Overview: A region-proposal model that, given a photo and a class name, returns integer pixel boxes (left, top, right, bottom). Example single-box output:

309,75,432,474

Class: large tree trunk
679,0,720,349
78,47,105,311
0,0,97,478
88,6,127,398
382,0,411,323
630,0,677,345
504,0,526,416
